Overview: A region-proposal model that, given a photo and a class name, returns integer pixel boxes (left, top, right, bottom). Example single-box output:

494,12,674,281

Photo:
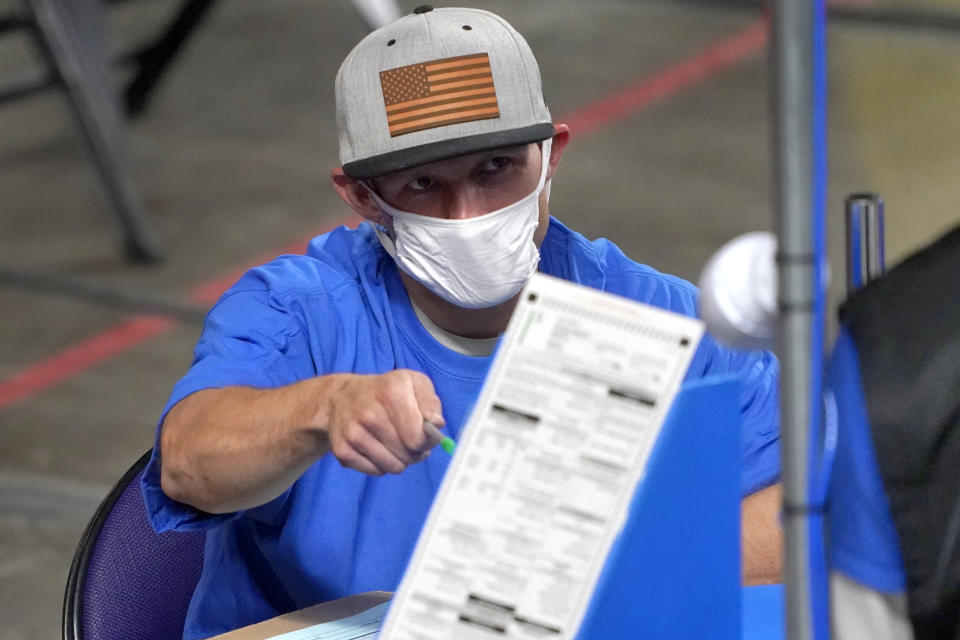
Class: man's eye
406,176,435,192
479,157,510,174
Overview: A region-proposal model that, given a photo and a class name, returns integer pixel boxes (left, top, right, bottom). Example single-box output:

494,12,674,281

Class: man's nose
446,187,485,220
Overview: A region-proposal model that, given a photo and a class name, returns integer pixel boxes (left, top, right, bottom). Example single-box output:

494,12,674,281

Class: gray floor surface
2,0,959,637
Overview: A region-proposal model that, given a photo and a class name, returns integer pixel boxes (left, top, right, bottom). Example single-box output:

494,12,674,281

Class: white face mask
368,138,552,309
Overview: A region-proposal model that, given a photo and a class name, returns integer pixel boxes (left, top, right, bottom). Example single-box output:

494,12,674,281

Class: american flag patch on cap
379,53,500,137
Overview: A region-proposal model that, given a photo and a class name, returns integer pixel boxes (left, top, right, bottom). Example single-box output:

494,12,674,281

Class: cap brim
342,123,556,179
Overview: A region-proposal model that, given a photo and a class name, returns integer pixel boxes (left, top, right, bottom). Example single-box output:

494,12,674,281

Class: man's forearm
159,370,444,515
159,378,335,514
742,482,784,585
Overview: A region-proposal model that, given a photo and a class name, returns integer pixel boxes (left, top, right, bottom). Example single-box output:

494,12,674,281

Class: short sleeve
140,281,316,533
734,348,781,495
825,330,906,592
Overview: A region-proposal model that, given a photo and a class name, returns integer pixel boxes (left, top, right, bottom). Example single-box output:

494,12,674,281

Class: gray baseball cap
336,5,555,179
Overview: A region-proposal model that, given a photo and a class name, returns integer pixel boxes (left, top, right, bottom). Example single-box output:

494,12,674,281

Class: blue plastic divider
577,377,742,639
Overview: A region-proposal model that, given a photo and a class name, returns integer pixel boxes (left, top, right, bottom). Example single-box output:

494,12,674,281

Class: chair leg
26,0,163,263
123,0,220,118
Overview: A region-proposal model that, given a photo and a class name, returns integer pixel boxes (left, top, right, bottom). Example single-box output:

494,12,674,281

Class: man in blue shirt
143,6,782,638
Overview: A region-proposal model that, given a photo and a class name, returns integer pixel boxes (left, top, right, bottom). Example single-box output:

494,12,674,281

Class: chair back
63,449,205,640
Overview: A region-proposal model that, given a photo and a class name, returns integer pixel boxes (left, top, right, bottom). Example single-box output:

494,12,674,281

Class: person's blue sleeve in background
826,329,906,592
690,334,781,496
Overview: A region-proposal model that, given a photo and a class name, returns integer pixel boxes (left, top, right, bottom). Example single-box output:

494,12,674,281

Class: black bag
840,225,960,640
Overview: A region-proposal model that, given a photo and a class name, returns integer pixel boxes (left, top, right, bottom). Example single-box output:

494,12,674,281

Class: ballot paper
380,273,704,640
264,602,388,640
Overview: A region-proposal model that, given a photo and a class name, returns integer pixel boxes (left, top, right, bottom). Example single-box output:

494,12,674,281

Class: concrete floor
2,0,959,637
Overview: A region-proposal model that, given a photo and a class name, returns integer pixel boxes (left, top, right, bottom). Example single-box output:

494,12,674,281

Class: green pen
423,420,456,454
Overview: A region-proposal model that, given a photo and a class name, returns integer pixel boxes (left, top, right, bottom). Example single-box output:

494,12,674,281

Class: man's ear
545,123,571,181
330,168,387,225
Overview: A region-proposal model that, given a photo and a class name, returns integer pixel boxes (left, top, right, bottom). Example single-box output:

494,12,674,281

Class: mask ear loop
360,180,386,216
356,180,399,258
536,137,553,191
373,225,399,260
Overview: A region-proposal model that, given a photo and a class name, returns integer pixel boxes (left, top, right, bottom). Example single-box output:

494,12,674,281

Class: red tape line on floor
0,225,350,411
562,16,768,137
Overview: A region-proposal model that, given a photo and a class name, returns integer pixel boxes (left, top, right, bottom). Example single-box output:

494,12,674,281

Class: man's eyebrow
381,145,532,185
471,146,530,165
482,144,529,156
378,169,425,187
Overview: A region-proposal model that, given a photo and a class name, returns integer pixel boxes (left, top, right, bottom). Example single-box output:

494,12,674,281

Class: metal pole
772,0,821,638
845,193,886,293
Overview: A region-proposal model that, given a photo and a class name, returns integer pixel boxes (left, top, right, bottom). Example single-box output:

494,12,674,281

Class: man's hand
323,370,446,476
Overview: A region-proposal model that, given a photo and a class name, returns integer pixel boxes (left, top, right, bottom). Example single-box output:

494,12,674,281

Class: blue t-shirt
825,329,906,593
141,218,780,639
